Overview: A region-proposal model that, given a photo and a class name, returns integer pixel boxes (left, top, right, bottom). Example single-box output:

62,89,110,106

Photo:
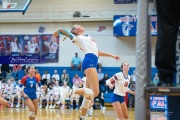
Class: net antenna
2,0,12,9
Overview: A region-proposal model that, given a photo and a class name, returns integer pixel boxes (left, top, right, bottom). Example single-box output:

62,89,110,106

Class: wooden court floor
0,108,135,120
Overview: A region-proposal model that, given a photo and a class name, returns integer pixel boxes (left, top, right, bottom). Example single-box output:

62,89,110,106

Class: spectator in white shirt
51,70,60,82
41,70,50,85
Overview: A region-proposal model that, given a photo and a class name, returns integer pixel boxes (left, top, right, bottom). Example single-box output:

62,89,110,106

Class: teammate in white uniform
44,85,53,109
106,63,135,120
53,25,120,120
49,81,60,109
56,81,70,110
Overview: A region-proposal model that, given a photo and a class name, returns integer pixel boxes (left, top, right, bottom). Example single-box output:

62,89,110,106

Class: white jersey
11,42,18,52
60,86,70,95
51,74,60,81
73,35,98,57
28,43,38,53
53,86,60,95
5,85,12,94
12,85,18,94
47,88,53,96
49,42,58,53
112,72,130,96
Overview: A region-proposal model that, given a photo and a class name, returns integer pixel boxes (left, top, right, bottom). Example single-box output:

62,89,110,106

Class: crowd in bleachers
0,63,158,110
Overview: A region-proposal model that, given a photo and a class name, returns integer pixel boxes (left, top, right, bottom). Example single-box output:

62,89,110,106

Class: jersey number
124,82,128,87
91,39,96,43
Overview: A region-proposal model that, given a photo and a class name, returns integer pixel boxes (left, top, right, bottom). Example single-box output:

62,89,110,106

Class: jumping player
19,65,45,120
53,25,120,120
106,62,135,120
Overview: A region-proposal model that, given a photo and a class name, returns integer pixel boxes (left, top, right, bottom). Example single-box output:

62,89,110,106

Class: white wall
0,0,157,67
0,21,157,67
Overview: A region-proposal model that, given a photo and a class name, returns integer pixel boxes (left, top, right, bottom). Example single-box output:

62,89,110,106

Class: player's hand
24,94,28,99
109,84,114,89
113,55,120,60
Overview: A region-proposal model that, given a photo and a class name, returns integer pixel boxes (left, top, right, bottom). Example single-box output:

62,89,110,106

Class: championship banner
113,15,157,36
0,34,59,64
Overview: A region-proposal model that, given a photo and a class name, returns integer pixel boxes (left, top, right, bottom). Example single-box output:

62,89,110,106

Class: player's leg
16,94,21,108
25,98,36,120
120,102,129,119
32,98,39,117
79,68,98,118
0,97,9,109
112,101,124,119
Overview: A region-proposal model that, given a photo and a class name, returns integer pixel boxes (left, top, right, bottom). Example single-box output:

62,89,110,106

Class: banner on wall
114,0,153,4
113,15,157,36
0,34,59,64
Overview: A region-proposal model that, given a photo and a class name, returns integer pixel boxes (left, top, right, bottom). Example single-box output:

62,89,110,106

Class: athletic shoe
39,104,42,109
16,104,20,108
52,104,56,109
45,105,49,109
102,106,106,111
10,103,13,108
49,105,53,109
56,100,61,105
86,109,93,116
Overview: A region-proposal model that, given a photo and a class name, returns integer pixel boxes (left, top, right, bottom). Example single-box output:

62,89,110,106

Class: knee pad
83,88,94,98
29,111,35,118
81,97,91,109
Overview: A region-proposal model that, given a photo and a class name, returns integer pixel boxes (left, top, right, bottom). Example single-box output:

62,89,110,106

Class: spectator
1,64,10,81
72,74,82,86
41,70,50,85
152,73,159,86
12,64,22,81
51,70,60,82
97,57,102,70
131,70,136,82
35,69,41,81
10,77,17,86
61,69,69,84
98,69,105,93
128,79,135,108
71,52,82,71
103,73,112,93
0,69,2,82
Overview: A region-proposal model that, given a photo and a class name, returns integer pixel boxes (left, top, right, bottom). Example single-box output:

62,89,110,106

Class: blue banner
0,34,59,64
113,15,157,36
114,0,153,4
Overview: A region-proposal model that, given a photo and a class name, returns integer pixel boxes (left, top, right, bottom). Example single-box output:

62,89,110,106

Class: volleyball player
106,62,135,120
53,25,120,120
19,65,45,120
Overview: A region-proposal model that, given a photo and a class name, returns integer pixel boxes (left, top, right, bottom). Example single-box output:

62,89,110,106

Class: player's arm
19,77,28,98
53,28,75,40
98,50,120,60
126,87,135,95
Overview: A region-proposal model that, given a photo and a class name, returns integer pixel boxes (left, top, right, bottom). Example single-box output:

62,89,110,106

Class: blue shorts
82,53,98,71
111,93,125,104
25,92,37,100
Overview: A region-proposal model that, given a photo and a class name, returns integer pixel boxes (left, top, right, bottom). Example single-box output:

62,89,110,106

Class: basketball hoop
2,0,12,9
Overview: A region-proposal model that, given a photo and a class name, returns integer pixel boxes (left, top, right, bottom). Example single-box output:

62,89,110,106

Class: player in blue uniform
19,65,44,120
53,25,120,120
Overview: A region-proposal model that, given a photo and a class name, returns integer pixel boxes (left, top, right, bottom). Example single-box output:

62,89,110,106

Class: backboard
0,0,32,15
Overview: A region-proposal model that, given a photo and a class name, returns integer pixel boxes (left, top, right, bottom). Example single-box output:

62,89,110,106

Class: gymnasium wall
0,0,157,67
